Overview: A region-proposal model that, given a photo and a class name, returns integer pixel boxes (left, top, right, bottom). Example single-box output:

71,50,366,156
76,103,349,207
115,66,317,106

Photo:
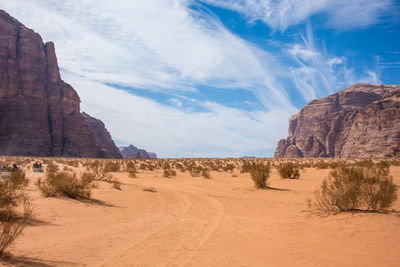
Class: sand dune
2,162,400,266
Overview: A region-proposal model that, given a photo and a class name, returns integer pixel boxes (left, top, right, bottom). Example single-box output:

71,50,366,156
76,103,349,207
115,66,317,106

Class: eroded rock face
275,83,400,158
82,113,122,158
0,10,121,158
120,145,157,159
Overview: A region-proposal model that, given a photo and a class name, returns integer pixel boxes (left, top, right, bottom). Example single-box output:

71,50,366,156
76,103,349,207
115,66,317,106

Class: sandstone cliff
275,83,400,158
120,145,157,159
82,113,122,158
0,10,121,158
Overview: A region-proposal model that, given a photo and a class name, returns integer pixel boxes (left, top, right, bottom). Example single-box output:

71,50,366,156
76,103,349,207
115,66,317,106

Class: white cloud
0,0,387,157
64,73,295,157
287,22,381,101
327,57,345,68
201,0,396,30
0,0,293,110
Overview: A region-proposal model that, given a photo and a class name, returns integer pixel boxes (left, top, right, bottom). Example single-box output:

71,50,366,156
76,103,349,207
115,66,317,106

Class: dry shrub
0,171,31,256
223,163,235,172
189,166,202,177
202,168,211,179
278,162,300,179
241,160,253,173
103,161,120,174
46,161,59,172
101,174,121,190
163,167,176,178
250,163,271,188
309,164,397,213
143,187,157,193
37,171,95,199
126,161,137,178
112,180,121,190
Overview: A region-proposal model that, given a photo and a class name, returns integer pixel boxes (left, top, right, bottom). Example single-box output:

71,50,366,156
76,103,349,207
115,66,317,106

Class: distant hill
0,10,121,158
119,145,157,159
275,83,400,158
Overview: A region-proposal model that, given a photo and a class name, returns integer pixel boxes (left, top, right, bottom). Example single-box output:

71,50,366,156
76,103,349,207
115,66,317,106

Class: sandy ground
1,163,400,267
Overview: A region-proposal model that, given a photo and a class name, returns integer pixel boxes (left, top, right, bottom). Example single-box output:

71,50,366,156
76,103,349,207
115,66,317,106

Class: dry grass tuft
278,162,300,179
309,163,397,213
143,187,157,193
250,163,271,188
37,171,95,199
0,170,31,256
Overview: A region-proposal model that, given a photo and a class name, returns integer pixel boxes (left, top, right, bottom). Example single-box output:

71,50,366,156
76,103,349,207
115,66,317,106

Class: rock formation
82,113,122,158
0,10,121,158
275,83,400,158
120,145,157,159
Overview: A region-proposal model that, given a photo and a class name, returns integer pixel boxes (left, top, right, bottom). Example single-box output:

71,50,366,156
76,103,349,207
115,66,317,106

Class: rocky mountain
82,113,122,158
0,10,121,158
275,83,400,158
120,145,157,159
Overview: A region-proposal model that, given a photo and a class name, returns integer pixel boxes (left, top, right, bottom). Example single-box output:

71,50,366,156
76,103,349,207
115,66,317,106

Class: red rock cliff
0,10,121,158
275,83,400,158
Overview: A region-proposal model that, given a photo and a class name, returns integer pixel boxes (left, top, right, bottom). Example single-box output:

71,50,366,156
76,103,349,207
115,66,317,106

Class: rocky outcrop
0,10,121,158
275,84,400,158
82,113,122,158
120,145,157,159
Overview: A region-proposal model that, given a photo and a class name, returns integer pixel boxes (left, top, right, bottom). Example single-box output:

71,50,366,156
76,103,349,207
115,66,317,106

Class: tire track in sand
97,185,224,267
94,189,192,267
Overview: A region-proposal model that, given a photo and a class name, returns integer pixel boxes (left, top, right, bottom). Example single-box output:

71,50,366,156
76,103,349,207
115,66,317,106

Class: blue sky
1,0,399,157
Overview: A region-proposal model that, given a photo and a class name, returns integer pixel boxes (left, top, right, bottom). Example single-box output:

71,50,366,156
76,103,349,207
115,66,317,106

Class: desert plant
278,162,300,179
163,167,176,178
241,160,253,173
126,161,137,178
37,171,95,199
202,168,211,179
143,187,157,193
112,180,121,190
46,161,59,172
250,163,271,188
309,164,397,213
103,161,121,173
189,166,202,177
0,171,31,256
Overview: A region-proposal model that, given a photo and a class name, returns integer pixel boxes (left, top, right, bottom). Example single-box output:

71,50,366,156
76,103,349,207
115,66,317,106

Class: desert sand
1,159,400,267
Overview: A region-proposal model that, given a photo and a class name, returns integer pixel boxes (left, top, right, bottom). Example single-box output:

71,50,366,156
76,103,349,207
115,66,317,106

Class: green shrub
37,171,95,199
309,164,397,213
250,163,271,188
278,162,300,179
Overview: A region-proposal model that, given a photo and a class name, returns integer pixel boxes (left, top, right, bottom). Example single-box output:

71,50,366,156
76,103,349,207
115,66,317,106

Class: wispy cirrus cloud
0,0,292,109
0,0,392,157
0,0,297,156
286,22,381,100
64,73,295,157
201,0,397,30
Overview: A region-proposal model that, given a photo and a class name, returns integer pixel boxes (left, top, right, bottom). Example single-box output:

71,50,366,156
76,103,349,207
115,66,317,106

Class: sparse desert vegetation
309,162,397,213
0,168,31,256
0,156,399,266
278,162,301,179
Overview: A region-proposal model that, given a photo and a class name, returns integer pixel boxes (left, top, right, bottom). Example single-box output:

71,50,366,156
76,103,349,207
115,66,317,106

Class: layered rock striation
275,83,400,158
0,10,121,158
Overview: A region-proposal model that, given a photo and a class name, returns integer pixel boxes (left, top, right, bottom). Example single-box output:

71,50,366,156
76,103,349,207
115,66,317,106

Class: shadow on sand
68,197,120,208
260,186,290,191
1,254,77,267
